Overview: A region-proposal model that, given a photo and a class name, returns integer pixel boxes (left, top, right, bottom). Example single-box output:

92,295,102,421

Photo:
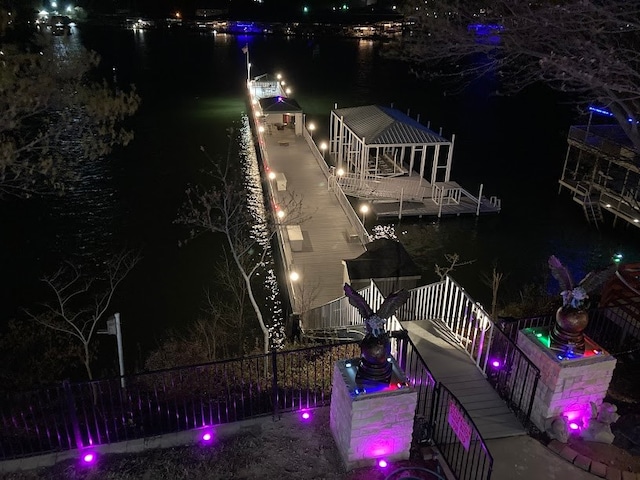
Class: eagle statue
343,283,410,338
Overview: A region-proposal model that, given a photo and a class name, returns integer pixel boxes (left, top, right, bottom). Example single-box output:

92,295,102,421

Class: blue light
589,106,615,118
589,105,636,123
467,23,504,36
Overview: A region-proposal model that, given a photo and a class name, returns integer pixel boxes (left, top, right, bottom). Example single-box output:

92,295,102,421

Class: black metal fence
0,342,360,461
431,384,493,480
2,336,494,480
483,326,540,431
393,332,493,480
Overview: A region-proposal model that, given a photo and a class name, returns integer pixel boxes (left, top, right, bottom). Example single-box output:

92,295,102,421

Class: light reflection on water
1,28,639,366
237,115,285,347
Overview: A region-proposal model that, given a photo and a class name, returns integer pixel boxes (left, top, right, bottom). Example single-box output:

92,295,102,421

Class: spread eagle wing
343,283,374,319
376,289,411,320
548,255,574,292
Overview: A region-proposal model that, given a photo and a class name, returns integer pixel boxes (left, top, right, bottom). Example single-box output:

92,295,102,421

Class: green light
303,6,308,13
613,253,623,263
532,329,551,349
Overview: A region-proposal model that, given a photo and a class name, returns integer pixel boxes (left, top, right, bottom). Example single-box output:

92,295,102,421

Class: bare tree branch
389,0,640,149
23,250,141,380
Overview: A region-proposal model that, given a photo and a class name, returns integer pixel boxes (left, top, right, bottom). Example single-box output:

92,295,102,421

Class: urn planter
550,306,589,354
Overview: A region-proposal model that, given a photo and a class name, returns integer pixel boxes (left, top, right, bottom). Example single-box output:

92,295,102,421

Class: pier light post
320,141,327,160
359,204,369,225
308,122,315,139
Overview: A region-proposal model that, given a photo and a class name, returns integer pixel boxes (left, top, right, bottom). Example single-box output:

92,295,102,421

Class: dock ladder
573,183,603,228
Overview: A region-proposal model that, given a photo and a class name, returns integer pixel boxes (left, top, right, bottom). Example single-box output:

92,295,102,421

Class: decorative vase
356,333,393,386
550,306,589,354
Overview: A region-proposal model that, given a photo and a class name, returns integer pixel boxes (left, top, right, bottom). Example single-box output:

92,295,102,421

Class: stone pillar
514,328,617,433
329,359,417,470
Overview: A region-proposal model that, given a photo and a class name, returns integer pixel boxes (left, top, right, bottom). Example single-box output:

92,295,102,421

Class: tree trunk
227,238,270,354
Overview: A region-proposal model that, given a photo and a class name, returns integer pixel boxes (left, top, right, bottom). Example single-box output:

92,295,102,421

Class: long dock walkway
403,320,526,440
259,125,366,309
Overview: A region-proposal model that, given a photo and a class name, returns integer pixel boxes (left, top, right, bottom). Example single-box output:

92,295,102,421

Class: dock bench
275,172,287,191
286,225,303,251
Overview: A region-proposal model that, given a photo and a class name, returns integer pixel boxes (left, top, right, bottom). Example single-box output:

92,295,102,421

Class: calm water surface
1,28,638,370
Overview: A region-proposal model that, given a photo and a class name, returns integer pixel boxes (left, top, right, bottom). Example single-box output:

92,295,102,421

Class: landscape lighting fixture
80,452,97,465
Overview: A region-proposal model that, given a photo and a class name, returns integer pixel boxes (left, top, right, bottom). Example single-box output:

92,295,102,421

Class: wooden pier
248,76,501,312
256,123,367,310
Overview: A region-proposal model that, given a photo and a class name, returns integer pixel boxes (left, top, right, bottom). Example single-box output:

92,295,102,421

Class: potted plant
548,255,615,354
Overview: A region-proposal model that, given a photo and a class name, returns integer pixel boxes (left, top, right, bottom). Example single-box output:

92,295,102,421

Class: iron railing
1,334,494,480
0,342,360,461
431,384,493,480
395,330,493,480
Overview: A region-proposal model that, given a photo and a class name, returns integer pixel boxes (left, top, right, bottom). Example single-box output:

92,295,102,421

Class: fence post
62,380,83,449
395,329,409,370
271,349,279,420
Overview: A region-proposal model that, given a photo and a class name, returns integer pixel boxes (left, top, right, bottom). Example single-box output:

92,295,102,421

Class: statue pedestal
513,328,617,433
329,358,417,470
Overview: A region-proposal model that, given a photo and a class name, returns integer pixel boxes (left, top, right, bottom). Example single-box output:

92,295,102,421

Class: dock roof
343,238,422,280
259,96,302,113
332,105,449,145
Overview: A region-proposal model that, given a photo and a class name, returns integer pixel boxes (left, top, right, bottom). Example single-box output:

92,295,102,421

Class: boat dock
254,120,367,310
247,74,501,312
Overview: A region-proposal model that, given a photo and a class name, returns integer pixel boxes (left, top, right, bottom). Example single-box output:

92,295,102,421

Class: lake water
1,27,638,371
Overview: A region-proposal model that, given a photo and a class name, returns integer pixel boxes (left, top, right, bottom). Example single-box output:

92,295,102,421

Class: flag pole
245,45,250,83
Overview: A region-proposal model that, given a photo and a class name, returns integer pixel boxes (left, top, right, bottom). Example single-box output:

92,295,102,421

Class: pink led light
202,432,213,442
378,459,388,468
569,422,580,431
491,360,500,368
81,452,96,464
301,411,311,420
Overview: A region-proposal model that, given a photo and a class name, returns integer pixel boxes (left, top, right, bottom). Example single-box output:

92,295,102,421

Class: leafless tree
177,135,310,355
389,0,640,149
0,34,140,198
24,250,141,380
434,252,476,281
480,263,508,321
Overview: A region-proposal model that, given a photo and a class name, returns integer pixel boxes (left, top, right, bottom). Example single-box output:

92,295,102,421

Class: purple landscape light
202,432,213,442
491,360,501,368
569,422,580,431
81,452,96,465
301,411,311,421
378,459,388,468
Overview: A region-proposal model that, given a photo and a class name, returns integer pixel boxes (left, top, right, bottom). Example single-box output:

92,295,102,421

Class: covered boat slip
329,105,501,218
558,124,640,229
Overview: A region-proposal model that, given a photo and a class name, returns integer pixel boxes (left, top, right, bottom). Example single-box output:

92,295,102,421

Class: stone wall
330,361,417,470
515,330,617,432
